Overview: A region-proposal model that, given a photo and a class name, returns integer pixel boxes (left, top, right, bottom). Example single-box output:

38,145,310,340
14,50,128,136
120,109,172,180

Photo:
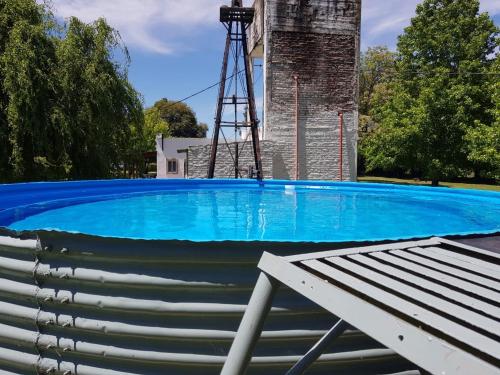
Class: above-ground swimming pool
1,179,499,241
0,179,498,375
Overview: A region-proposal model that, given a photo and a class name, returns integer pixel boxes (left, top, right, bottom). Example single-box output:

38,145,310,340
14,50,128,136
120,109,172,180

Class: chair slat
393,249,500,291
325,256,500,337
372,251,500,305
301,258,500,361
414,246,500,279
408,247,500,277
350,253,500,319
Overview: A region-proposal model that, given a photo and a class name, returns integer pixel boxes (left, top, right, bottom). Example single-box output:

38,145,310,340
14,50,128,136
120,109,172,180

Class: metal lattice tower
207,0,263,180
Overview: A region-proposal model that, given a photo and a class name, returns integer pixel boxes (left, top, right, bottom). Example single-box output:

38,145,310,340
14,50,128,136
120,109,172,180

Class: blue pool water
4,180,500,242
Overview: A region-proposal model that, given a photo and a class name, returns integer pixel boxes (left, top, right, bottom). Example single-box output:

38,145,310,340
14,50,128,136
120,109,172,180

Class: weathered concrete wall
187,140,274,179
189,0,360,181
248,0,264,57
263,0,361,181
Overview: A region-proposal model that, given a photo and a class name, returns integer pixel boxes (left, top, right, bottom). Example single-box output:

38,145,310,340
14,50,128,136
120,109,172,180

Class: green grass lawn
358,176,500,192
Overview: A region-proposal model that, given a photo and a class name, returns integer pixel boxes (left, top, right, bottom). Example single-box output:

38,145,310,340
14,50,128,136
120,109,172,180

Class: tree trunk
474,168,481,181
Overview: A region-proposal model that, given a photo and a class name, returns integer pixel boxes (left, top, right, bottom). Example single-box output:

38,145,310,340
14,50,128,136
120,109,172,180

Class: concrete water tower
248,0,361,181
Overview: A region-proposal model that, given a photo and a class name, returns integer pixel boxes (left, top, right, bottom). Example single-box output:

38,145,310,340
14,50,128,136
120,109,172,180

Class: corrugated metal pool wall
0,229,416,375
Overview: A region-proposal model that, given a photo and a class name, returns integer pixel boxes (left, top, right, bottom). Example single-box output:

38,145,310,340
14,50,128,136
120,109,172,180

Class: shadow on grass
358,176,500,192
358,178,442,187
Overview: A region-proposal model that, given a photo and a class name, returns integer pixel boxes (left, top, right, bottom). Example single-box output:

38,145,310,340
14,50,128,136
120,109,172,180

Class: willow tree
56,17,144,179
362,0,498,185
0,0,144,182
0,0,62,180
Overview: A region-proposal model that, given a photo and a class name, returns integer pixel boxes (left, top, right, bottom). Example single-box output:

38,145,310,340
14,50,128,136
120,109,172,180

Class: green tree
359,46,397,116
0,0,31,179
362,0,498,185
0,0,145,182
56,17,143,179
143,106,169,150
196,122,209,138
358,46,397,174
154,98,207,138
0,0,63,180
360,83,420,176
465,56,500,179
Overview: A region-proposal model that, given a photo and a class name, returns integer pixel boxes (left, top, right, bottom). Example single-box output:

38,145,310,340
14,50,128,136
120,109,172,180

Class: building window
167,159,178,174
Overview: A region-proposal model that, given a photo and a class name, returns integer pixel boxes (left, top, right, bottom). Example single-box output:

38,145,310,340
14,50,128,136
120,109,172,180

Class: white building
155,135,211,179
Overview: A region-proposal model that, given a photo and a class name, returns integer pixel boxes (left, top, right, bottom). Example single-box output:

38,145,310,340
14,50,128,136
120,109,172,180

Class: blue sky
47,0,500,130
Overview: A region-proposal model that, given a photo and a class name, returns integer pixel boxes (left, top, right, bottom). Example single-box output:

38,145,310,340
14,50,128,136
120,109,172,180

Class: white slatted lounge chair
222,237,500,375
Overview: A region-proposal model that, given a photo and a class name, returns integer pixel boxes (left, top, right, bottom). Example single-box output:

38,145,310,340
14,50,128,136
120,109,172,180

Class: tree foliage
358,46,398,173
153,98,208,138
361,0,499,184
0,0,144,182
56,17,143,179
465,57,500,179
0,1,58,178
143,106,169,150
359,46,397,116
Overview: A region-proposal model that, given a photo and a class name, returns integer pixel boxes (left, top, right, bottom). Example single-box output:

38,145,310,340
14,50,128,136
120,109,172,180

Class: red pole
294,75,299,180
338,112,343,181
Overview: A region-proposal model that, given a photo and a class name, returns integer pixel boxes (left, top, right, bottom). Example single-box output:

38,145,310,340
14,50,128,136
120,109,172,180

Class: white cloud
369,16,410,36
45,0,222,54
44,0,500,54
361,0,500,50
361,0,419,50
481,0,500,15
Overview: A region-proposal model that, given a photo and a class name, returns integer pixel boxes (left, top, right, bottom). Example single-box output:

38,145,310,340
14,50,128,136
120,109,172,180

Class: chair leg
221,271,280,375
285,319,350,375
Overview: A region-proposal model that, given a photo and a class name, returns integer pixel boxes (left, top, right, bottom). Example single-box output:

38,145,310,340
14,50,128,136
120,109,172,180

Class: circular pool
0,179,498,375
1,179,499,241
